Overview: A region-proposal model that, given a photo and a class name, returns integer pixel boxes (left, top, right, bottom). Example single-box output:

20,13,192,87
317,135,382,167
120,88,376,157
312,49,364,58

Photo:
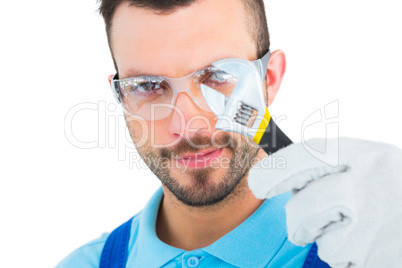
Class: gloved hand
247,137,402,268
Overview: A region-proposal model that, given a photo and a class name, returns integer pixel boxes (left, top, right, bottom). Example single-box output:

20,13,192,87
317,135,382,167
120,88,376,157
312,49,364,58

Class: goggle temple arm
110,73,122,104
253,50,271,82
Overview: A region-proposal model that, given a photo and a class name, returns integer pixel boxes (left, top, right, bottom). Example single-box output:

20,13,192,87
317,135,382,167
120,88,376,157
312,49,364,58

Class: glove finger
267,164,348,198
315,227,363,268
285,172,354,246
248,138,349,199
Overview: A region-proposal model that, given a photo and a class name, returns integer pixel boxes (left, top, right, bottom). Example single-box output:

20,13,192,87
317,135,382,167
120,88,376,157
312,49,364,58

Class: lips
180,149,219,159
174,148,224,168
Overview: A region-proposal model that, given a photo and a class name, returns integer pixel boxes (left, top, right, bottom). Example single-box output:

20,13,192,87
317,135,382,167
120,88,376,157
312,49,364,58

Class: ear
264,50,286,107
108,74,114,86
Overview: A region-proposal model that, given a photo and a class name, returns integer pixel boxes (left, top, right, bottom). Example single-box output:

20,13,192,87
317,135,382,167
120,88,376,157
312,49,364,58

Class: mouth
174,148,224,169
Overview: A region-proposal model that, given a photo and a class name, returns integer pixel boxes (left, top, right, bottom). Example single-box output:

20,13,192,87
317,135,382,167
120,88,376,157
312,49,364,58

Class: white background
1,0,401,267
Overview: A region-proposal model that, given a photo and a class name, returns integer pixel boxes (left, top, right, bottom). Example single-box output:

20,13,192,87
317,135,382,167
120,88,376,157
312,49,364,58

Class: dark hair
98,0,270,70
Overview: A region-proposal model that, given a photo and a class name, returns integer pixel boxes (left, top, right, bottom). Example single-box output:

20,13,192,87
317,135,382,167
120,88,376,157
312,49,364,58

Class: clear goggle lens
111,51,270,121
113,67,238,120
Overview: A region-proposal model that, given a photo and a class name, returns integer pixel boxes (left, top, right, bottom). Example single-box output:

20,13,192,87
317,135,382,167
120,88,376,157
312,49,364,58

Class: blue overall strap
302,243,330,268
99,217,134,268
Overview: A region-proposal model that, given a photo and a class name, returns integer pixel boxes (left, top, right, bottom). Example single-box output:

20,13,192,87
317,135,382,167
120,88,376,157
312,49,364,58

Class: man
58,0,402,267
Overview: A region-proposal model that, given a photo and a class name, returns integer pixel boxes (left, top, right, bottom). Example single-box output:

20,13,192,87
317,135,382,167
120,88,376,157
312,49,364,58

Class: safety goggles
110,51,271,123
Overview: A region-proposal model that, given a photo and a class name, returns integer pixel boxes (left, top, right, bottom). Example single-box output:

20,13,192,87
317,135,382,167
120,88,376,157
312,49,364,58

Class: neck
156,149,267,251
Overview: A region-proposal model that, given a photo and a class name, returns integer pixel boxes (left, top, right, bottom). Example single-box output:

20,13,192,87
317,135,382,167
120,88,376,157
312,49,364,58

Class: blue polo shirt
57,186,312,267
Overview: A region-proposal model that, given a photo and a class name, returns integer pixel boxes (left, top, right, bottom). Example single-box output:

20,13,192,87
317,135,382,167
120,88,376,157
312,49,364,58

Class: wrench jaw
234,102,259,128
200,55,271,144
201,51,293,154
202,75,291,154
214,104,270,142
211,66,270,142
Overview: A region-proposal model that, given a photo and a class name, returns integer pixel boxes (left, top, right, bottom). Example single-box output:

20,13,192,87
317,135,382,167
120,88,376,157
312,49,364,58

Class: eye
136,81,159,93
201,69,236,88
123,77,168,98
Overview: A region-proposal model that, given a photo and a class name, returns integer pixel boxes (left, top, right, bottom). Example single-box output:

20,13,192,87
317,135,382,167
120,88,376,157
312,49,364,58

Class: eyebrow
120,68,154,79
120,53,247,79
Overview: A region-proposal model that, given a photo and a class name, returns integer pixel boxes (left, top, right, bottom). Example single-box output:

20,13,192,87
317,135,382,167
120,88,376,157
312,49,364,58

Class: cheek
125,117,152,146
151,119,172,144
186,112,218,133
127,118,176,149
140,118,179,148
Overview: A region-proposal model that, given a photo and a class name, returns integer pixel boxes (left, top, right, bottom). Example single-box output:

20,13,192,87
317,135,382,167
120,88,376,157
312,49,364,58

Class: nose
167,90,211,140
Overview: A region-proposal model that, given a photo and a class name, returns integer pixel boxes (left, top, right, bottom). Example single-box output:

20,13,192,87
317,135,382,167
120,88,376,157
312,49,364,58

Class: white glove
247,137,402,268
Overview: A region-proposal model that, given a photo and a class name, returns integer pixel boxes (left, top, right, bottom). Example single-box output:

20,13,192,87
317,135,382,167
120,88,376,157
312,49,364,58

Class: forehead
111,0,256,78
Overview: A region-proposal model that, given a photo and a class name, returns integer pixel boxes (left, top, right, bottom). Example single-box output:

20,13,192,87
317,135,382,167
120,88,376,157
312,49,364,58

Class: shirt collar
202,192,291,267
135,187,185,267
134,186,291,268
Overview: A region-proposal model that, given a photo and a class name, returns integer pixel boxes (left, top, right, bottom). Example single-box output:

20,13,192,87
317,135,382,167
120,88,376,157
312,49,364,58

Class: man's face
111,0,262,206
